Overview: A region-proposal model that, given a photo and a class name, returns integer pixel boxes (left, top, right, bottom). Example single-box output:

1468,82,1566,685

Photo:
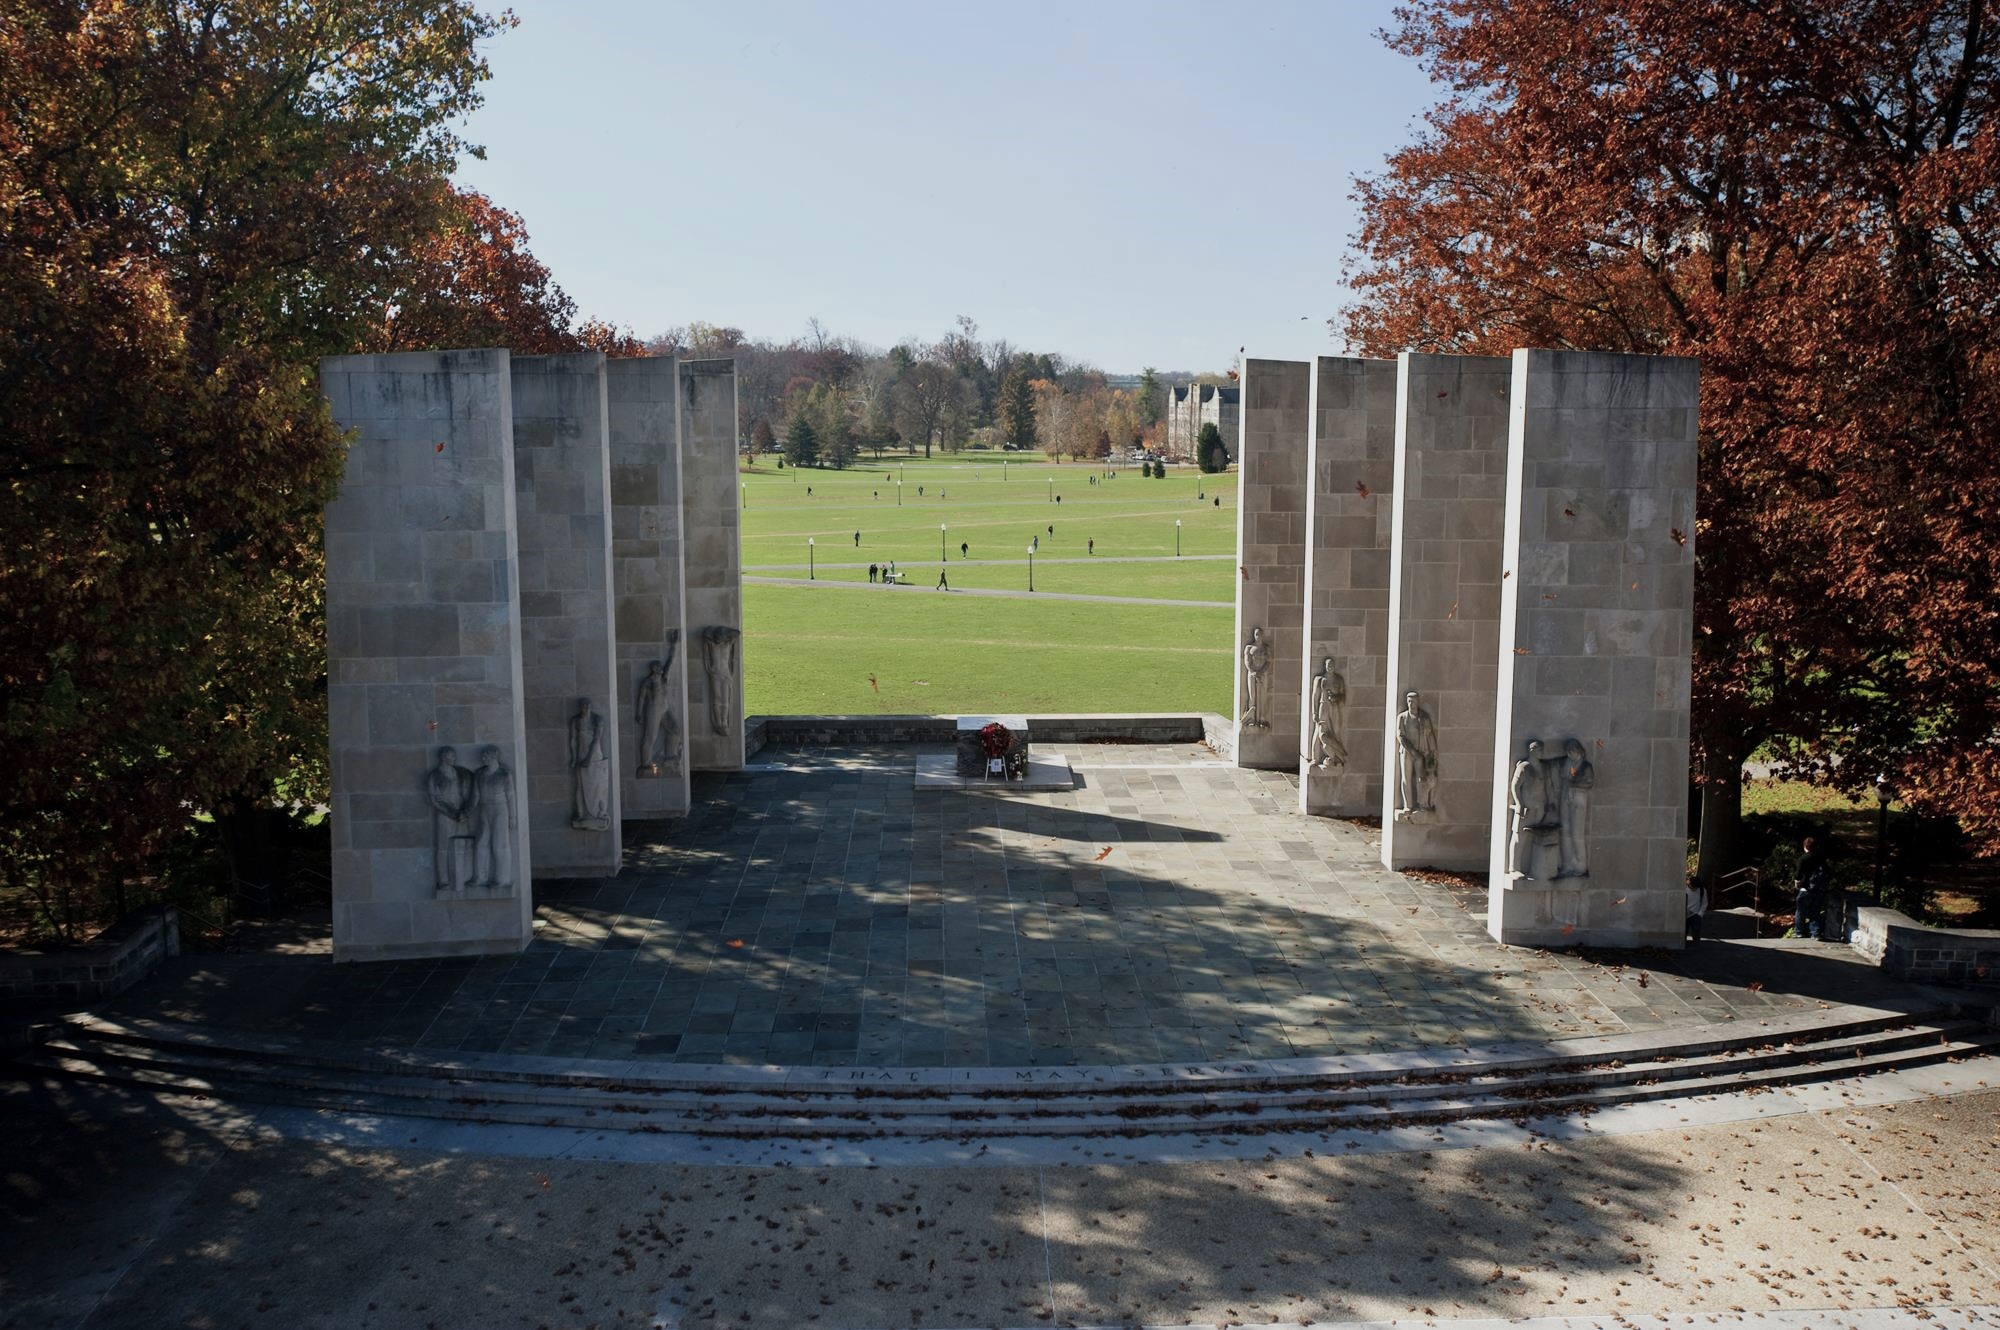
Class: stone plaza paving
111,743,1912,1067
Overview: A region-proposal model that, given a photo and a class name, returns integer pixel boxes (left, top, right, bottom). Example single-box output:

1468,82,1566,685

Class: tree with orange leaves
1344,0,2000,877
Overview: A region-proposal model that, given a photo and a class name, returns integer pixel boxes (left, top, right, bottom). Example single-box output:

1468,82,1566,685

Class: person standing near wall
1794,836,1830,940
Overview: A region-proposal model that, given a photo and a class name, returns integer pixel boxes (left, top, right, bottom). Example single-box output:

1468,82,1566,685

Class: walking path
744,576,1232,607
747,553,1234,571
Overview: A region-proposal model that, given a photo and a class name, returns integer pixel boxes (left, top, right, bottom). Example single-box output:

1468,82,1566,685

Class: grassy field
740,452,1237,716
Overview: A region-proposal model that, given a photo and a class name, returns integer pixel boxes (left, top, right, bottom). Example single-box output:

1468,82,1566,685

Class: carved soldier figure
701,625,740,735
426,746,473,891
1307,657,1348,770
1557,737,1594,878
1394,691,1439,814
1241,627,1271,729
471,745,515,891
569,698,611,830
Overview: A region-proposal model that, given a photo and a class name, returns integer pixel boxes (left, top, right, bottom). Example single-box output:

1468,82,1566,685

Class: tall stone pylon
1487,349,1699,948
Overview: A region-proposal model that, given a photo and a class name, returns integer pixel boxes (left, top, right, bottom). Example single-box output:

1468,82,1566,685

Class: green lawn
740,452,1237,716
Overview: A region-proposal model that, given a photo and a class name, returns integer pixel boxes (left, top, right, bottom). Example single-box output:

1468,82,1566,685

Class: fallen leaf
1671,527,1687,546
1094,846,1113,862
1355,480,1372,498
434,441,445,453
1747,980,1765,992
1561,924,1576,936
727,938,745,949
1562,507,1575,518
1513,646,1531,655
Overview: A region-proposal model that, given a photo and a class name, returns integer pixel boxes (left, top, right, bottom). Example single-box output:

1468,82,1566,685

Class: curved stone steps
15,1003,1998,1140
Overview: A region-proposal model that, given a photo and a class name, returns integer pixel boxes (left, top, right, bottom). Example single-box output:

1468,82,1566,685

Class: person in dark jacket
1794,836,1830,940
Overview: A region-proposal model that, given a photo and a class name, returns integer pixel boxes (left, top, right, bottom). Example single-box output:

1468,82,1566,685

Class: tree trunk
1694,751,1747,892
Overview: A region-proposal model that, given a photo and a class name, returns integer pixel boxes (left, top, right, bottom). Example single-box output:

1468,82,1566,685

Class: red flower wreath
979,721,1012,760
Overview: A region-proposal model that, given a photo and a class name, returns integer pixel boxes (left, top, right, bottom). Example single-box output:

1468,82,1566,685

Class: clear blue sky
453,1,1438,374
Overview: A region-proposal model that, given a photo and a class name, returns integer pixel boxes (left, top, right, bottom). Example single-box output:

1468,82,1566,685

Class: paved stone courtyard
112,744,1906,1067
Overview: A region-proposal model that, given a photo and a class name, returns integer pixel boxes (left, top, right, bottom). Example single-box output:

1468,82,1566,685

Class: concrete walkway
4,1069,1994,1329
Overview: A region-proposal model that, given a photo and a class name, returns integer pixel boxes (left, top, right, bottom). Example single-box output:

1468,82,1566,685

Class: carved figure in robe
569,698,612,830
471,745,515,891
1508,739,1559,876
1307,657,1348,770
1394,692,1439,814
1557,738,1594,878
426,746,474,891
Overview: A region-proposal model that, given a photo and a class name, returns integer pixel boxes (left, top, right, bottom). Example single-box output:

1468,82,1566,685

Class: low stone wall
0,906,181,1012
746,713,1218,759
1851,905,1999,987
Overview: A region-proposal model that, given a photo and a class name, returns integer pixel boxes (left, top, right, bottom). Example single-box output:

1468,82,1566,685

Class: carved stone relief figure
1307,657,1348,770
569,698,612,830
634,631,683,777
426,746,474,892
471,745,516,891
701,625,741,735
1557,738,1594,878
1507,735,1593,880
1393,691,1439,817
1241,627,1271,729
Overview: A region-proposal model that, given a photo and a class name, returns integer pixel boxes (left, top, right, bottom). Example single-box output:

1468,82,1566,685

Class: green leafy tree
998,368,1036,449
1197,422,1229,474
784,413,820,468
1136,366,1164,427
0,0,508,935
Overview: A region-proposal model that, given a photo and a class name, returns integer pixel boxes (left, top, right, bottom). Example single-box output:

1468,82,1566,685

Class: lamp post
1047,476,1053,504
1175,519,1182,557
896,481,902,507
808,537,815,581
1874,773,1891,900
940,523,948,562
741,485,747,510
1027,544,1035,592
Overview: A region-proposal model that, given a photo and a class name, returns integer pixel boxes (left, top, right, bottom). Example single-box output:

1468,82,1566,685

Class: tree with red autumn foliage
1343,0,2000,878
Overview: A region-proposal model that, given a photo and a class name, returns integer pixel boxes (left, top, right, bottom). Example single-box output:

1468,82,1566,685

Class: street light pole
940,523,947,562
1027,545,1034,592
808,537,815,580
741,485,747,509
1175,519,1181,557
1874,773,1891,899
896,482,901,506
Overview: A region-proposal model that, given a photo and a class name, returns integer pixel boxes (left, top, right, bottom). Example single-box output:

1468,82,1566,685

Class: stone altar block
1298,357,1396,817
679,359,745,772
1232,357,1311,770
955,714,1031,778
1381,354,1511,872
322,349,533,962
1486,349,1698,949
510,354,621,879
608,356,690,820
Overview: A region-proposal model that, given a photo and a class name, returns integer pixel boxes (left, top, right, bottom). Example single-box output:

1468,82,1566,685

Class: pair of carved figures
1508,738,1594,879
427,746,516,893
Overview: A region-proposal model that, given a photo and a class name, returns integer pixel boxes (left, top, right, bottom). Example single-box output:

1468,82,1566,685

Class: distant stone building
1165,382,1240,460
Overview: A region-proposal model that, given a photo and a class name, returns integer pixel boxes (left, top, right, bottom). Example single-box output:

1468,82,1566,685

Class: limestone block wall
679,358,745,771
1232,358,1311,769
1298,357,1397,816
1381,354,1512,870
1486,349,1698,948
322,349,533,962
608,357,690,819
510,354,621,878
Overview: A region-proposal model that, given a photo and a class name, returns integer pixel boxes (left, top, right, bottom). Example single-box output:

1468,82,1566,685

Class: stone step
20,1031,1997,1139
27,1018,1981,1123
19,1006,1997,1141
39,998,1947,1100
